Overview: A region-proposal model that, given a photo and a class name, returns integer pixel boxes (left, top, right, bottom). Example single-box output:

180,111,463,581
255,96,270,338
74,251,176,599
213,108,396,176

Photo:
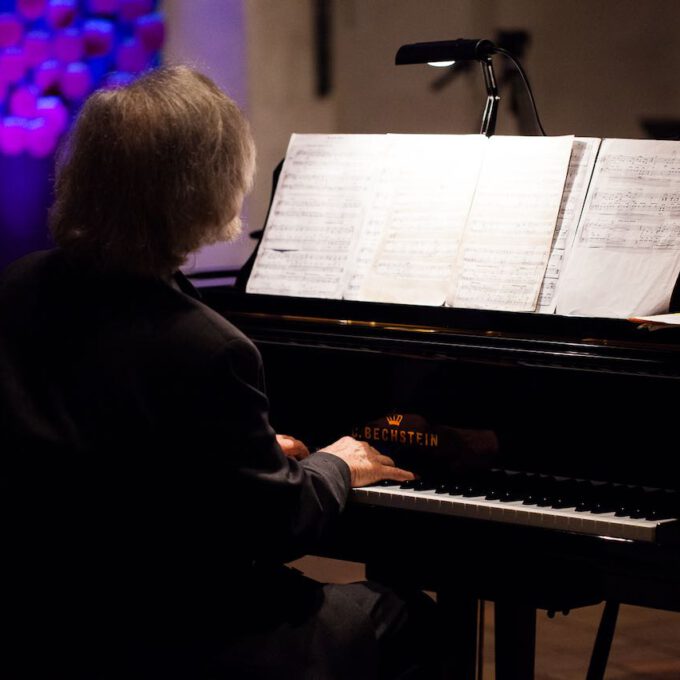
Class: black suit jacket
1,249,350,638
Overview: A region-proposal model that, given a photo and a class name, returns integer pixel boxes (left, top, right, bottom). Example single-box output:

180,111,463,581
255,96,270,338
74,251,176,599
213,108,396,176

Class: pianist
0,66,440,678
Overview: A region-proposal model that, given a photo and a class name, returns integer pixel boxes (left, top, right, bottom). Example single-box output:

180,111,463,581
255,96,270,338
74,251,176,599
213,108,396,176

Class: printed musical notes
536,138,601,313
446,135,574,311
248,133,680,319
247,134,385,298
356,134,486,305
249,133,574,310
556,139,680,317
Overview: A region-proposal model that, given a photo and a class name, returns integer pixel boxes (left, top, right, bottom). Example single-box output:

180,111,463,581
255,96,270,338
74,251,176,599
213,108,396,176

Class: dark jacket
1,249,350,639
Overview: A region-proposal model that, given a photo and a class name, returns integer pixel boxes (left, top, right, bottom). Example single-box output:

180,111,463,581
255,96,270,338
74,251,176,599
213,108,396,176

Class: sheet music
354,134,486,305
536,138,601,313
246,134,386,298
446,135,574,312
556,138,680,318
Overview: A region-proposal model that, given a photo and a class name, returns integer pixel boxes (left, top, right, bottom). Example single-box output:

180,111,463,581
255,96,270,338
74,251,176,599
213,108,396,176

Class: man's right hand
319,436,415,488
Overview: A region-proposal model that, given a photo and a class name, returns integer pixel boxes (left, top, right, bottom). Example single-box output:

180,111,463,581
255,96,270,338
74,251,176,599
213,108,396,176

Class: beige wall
166,0,680,270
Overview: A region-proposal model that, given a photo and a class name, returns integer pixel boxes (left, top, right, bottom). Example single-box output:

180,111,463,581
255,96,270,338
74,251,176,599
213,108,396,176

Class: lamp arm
479,57,500,137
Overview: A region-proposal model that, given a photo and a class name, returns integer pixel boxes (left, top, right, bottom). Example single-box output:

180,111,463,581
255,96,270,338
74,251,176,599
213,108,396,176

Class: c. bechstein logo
352,413,439,448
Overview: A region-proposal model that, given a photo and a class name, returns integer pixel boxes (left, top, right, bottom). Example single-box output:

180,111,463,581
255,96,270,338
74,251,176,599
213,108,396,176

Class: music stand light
395,39,501,137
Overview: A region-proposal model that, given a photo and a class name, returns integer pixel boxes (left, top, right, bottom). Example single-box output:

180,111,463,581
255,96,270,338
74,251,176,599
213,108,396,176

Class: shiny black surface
200,285,680,611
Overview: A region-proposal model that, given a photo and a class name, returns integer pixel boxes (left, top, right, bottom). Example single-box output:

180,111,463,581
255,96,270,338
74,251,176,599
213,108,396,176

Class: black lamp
395,39,545,137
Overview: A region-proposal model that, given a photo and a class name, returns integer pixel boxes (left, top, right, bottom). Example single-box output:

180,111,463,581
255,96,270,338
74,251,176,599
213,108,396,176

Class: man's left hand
276,434,310,460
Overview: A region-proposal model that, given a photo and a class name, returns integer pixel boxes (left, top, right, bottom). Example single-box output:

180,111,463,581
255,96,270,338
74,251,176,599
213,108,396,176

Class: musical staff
557,139,680,318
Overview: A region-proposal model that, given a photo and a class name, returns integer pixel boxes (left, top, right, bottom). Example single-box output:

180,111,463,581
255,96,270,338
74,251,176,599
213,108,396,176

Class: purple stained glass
115,36,144,72
24,29,52,66
46,0,77,29
88,0,119,15
0,12,23,47
34,58,62,92
60,61,92,100
83,18,114,57
25,116,56,157
120,0,152,22
0,0,165,264
17,0,47,21
54,26,83,61
9,83,38,116
0,47,28,83
36,95,68,134
134,12,162,52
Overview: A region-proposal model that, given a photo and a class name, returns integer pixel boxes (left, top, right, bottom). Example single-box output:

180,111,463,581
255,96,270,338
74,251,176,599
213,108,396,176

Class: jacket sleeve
186,334,351,564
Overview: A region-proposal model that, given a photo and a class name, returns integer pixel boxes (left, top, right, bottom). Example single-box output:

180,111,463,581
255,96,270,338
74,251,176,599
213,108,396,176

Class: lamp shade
395,39,496,65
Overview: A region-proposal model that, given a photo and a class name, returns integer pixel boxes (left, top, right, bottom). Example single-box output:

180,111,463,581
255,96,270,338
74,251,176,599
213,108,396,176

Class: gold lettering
416,432,423,445
364,426,371,439
391,429,398,442
373,427,380,440
408,431,415,444
400,431,406,444
431,433,438,447
381,428,389,441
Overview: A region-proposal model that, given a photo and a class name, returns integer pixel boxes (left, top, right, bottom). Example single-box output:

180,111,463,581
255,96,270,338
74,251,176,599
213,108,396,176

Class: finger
380,466,415,482
375,453,397,467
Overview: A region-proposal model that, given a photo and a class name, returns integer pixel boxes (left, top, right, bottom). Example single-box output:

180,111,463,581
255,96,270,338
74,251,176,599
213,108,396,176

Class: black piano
199,282,680,679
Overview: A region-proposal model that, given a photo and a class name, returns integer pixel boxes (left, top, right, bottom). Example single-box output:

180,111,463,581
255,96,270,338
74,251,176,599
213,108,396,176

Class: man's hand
319,436,415,487
276,434,310,460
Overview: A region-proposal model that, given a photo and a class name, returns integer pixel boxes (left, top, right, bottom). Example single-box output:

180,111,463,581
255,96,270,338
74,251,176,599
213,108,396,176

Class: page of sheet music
246,134,386,298
446,135,574,312
353,134,486,305
536,138,601,313
555,139,680,318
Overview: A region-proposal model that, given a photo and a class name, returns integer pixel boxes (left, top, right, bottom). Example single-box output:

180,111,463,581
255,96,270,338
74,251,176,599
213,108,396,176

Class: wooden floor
291,556,680,680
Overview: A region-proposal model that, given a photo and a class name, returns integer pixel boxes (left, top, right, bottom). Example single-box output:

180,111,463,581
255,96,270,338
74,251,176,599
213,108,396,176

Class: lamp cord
494,46,546,136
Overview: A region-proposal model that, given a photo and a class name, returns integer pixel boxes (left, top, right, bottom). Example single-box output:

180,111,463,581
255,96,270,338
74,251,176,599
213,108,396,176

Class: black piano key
484,470,510,500
589,485,618,514
413,478,438,491
569,480,598,512
499,488,524,502
447,480,466,496
398,478,438,491
462,484,485,497
642,490,679,521
435,481,452,494
614,485,640,517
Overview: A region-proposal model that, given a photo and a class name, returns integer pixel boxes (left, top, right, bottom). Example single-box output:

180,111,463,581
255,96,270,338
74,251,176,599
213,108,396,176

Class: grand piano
198,282,680,678
195,161,680,679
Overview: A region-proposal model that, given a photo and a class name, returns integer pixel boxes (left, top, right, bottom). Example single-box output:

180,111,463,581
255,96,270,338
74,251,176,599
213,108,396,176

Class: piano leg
494,601,536,680
586,601,619,680
436,590,480,680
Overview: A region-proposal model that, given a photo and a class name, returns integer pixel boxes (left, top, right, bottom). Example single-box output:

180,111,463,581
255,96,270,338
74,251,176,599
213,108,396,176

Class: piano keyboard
351,471,679,543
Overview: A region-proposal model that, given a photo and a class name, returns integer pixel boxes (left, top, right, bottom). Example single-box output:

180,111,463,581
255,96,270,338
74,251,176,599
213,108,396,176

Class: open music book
246,134,680,318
